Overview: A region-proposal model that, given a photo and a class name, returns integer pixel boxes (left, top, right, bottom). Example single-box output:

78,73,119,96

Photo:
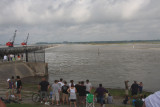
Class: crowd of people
38,78,112,107
5,76,22,101
123,94,146,107
3,77,160,107
124,80,143,96
2,54,23,62
124,80,147,107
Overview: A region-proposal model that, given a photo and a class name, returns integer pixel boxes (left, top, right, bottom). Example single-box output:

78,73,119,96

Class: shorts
7,89,12,93
70,99,76,102
62,93,69,101
97,96,104,104
17,88,21,94
40,91,48,99
60,91,63,99
52,93,60,101
125,90,129,95
132,91,138,96
79,96,86,103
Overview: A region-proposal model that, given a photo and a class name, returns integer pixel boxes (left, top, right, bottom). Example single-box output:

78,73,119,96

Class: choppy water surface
45,44,160,92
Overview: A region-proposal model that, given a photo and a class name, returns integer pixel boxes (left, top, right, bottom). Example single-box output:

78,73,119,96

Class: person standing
68,84,77,107
85,80,92,94
69,80,75,87
11,76,15,97
58,78,64,87
78,81,86,106
131,81,139,96
95,84,108,107
16,76,22,101
75,81,81,104
3,55,8,62
17,54,21,61
7,55,10,61
75,81,81,94
10,54,13,61
38,77,50,105
139,82,143,94
62,81,69,105
51,80,61,105
124,80,129,95
58,78,64,103
6,79,13,100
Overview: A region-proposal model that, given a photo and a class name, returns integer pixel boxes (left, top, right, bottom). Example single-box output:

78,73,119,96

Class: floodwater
45,44,160,92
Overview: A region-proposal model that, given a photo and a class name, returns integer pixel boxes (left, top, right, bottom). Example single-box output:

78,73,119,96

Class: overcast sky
0,0,160,44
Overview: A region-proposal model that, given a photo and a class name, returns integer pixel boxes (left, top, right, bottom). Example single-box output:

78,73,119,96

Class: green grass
107,88,125,97
6,104,42,107
91,87,152,98
104,105,132,107
107,88,152,97
8,84,152,107
23,83,153,98
6,103,132,107
95,103,133,107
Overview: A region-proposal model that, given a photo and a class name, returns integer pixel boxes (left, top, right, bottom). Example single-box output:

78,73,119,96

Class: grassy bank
23,83,153,98
7,103,133,107
4,83,153,107
7,104,41,107
106,88,152,97
91,87,152,98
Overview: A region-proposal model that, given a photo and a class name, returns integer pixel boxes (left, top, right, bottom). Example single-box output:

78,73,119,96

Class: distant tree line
36,40,160,44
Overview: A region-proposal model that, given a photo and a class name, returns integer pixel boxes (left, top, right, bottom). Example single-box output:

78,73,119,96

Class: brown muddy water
45,44,160,92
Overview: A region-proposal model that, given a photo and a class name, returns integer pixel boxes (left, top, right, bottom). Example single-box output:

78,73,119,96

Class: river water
45,44,160,92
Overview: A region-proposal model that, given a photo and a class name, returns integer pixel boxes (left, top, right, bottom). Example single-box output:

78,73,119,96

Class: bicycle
32,91,52,103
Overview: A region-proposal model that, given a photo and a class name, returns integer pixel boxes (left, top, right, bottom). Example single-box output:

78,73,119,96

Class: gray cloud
0,0,160,44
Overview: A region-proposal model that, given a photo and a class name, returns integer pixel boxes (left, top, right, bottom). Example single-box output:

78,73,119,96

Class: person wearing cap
6,79,14,99
124,80,129,95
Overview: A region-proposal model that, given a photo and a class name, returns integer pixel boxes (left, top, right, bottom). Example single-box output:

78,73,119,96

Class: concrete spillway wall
26,62,48,76
0,62,48,82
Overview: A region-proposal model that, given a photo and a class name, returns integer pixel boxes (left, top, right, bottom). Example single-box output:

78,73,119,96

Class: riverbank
6,103,133,107
0,79,152,107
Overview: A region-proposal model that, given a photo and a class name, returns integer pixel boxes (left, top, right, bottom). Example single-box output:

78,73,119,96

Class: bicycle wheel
32,93,40,102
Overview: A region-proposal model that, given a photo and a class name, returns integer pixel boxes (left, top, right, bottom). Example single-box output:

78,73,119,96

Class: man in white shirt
52,80,61,105
3,55,8,61
143,91,160,107
85,80,92,94
10,54,14,61
58,78,64,103
58,78,64,88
